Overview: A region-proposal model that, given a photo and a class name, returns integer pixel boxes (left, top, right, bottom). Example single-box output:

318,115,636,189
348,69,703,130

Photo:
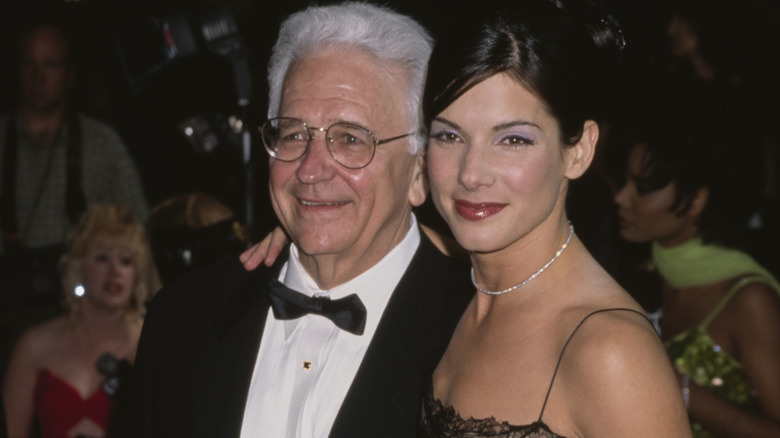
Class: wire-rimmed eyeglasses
259,117,414,169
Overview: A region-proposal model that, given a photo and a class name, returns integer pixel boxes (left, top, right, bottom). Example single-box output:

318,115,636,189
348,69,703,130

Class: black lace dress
419,382,564,438
419,308,647,438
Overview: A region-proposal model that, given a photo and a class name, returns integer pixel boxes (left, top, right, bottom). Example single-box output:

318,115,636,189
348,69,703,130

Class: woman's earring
74,282,85,298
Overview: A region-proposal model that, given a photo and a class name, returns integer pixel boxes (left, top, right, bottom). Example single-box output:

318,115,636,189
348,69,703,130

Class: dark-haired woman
613,92,780,438
413,1,689,436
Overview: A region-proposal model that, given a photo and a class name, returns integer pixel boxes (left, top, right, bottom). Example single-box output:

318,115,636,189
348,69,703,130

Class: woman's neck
469,220,577,319
73,304,135,336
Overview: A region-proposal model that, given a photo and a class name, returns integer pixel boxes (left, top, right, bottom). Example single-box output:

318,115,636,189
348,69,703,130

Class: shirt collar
278,213,421,335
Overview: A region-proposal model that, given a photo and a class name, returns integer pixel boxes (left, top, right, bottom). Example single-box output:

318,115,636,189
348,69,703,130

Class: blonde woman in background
3,204,159,438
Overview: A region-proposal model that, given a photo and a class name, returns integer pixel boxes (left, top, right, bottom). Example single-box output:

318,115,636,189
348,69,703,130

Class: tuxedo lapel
121,256,279,438
185,257,285,436
330,232,471,437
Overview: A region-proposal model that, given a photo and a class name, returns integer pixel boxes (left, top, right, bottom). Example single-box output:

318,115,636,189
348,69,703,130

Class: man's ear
564,120,598,180
408,152,428,207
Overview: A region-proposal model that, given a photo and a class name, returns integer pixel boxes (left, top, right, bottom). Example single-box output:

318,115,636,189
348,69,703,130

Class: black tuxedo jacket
117,231,472,437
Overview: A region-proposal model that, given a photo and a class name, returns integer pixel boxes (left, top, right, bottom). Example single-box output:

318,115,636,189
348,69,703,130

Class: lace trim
420,384,564,438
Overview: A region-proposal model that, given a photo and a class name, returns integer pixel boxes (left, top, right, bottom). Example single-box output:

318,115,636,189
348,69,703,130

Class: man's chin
294,239,344,258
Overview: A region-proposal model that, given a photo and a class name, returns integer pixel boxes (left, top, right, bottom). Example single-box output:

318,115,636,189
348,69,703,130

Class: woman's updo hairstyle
424,0,624,145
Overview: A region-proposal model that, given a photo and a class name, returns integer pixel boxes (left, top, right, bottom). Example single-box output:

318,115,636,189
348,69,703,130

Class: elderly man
119,3,471,437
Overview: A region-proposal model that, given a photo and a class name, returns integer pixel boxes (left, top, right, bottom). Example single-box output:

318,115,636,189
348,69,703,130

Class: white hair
266,1,432,154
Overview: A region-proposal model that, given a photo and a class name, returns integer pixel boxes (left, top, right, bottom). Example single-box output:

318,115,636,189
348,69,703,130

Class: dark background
0,0,730,239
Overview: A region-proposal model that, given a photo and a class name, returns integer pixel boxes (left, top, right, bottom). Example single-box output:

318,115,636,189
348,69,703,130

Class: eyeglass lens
262,118,375,169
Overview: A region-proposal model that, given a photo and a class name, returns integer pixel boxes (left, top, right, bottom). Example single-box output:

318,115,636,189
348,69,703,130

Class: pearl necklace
471,223,575,296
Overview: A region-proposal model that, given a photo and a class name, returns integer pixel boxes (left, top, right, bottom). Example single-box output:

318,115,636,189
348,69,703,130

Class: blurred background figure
147,192,246,284
2,204,159,438
610,89,780,437
661,0,779,235
0,15,149,332
664,0,750,84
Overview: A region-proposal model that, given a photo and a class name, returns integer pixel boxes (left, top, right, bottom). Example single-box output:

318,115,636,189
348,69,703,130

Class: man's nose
295,132,338,183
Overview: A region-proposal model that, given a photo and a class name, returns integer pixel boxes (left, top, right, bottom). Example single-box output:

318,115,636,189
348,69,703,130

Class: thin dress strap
699,275,772,329
537,307,650,422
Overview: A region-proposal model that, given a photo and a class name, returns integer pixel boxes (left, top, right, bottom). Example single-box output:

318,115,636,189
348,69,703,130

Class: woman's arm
239,226,288,270
687,282,780,437
2,329,44,438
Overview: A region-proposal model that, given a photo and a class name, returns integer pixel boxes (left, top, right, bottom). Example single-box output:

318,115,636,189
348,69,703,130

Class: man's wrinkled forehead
280,47,408,121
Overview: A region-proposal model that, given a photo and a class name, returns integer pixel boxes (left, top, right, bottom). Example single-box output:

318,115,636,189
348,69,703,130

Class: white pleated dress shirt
239,214,421,438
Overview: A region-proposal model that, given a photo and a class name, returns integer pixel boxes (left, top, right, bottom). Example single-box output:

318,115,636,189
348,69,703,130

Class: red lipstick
454,200,506,221
105,282,125,295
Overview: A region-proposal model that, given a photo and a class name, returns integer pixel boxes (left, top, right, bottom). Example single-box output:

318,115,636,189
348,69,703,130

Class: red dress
33,370,112,438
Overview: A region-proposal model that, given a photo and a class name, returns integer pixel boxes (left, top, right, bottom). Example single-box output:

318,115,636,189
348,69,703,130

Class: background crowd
2,0,775,270
0,0,779,437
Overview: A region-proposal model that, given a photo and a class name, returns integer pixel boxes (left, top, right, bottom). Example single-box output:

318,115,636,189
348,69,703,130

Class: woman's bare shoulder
569,305,656,347
558,304,668,387
730,279,780,316
10,316,70,367
556,307,688,436
728,279,780,343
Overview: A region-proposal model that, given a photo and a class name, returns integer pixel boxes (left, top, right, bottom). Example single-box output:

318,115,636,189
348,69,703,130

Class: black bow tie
268,279,367,335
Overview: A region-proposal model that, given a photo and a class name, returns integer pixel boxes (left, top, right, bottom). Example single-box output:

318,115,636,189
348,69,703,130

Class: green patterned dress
665,276,767,438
